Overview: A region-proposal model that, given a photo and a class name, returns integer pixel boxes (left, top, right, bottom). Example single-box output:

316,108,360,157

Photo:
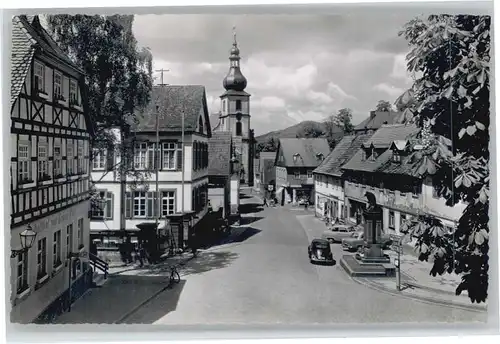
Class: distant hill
255,120,345,153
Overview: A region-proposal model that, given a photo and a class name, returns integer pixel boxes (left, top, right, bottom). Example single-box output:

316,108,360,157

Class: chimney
370,111,376,119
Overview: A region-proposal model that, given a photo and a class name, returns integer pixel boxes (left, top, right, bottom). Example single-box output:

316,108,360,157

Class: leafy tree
332,108,354,134
46,15,154,202
256,136,278,154
299,123,323,138
398,14,490,303
375,100,394,112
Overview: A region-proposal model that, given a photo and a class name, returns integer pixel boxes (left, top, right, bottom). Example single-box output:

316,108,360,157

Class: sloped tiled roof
10,16,36,106
208,131,232,176
342,124,420,173
354,111,404,131
278,138,331,168
133,85,211,135
362,124,419,149
313,133,373,177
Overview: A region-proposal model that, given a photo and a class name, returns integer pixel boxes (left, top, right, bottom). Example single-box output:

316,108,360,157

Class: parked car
298,197,309,205
321,224,357,243
308,239,336,265
341,231,393,252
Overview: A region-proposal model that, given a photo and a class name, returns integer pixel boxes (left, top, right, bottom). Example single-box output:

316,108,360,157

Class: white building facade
9,16,93,323
90,85,211,250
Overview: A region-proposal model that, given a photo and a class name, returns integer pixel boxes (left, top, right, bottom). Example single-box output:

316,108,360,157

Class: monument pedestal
340,196,395,277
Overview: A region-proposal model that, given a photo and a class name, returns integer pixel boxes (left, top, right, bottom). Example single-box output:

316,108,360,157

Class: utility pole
155,104,160,254
181,110,185,247
155,68,169,86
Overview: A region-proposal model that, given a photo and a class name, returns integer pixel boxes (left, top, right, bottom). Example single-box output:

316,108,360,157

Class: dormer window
34,62,45,93
369,147,378,161
316,153,324,161
293,153,300,162
392,151,401,163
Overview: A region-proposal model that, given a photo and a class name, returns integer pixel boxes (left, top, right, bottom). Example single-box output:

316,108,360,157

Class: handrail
89,252,109,279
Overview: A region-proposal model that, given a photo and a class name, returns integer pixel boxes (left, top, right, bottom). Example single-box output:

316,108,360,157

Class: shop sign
32,206,78,233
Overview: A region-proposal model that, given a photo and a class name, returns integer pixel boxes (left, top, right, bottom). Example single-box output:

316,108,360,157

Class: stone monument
359,191,390,264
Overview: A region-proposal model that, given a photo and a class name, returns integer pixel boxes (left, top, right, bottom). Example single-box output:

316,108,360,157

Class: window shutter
194,142,197,171
106,193,113,219
177,142,183,170
106,145,115,171
125,192,131,219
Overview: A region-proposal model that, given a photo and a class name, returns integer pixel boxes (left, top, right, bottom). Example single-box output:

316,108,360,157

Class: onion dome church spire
223,26,247,92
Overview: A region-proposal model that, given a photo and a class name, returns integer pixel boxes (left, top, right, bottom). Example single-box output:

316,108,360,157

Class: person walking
262,197,268,207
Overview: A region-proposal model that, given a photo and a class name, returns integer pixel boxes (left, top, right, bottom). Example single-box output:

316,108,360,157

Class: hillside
255,120,345,152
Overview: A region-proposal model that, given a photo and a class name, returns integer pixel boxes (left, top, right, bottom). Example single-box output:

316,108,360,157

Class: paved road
122,192,487,325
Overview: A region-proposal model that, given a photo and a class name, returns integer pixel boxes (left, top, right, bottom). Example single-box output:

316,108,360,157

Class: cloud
133,13,423,135
373,83,405,98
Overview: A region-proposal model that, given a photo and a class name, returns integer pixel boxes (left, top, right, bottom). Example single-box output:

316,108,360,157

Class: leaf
474,231,485,245
462,174,472,188
458,128,467,139
473,85,482,94
443,85,454,99
457,85,467,98
466,125,477,136
478,187,488,204
479,228,489,240
468,233,474,246
464,96,473,108
454,174,463,188
477,69,485,85
476,121,486,130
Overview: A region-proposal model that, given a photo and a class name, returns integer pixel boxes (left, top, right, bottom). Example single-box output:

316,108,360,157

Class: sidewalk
297,214,485,311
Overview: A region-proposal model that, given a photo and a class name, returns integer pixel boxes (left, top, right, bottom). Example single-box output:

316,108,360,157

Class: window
147,143,157,170
54,72,62,99
162,142,176,170
146,191,158,218
369,148,377,161
236,99,242,111
294,171,300,179
18,143,30,182
92,148,106,170
236,121,242,136
134,143,147,170
54,146,62,177
53,230,62,268
161,191,175,216
17,252,28,294
389,211,395,228
38,145,48,179
34,62,45,92
77,218,83,248
77,141,84,174
70,80,78,104
67,141,74,175
66,224,73,255
393,152,401,162
133,191,147,217
307,170,313,178
91,191,113,219
37,238,47,279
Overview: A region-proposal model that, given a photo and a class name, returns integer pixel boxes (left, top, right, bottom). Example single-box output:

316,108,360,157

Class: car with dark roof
308,239,336,265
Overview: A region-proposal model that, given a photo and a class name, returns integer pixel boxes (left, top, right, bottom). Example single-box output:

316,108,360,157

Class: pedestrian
138,243,146,267
191,232,199,258
263,198,268,207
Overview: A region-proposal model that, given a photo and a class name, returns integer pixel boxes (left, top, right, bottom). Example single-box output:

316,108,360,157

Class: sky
132,13,418,136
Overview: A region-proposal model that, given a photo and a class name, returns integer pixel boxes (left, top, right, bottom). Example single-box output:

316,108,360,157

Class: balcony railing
345,181,422,212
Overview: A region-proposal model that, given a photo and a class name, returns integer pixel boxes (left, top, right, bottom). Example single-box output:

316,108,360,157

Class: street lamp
11,225,37,258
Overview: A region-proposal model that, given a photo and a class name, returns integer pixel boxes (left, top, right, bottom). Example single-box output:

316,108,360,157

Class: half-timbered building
9,15,94,323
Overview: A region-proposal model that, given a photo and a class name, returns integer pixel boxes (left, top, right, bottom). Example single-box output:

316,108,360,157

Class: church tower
218,27,253,185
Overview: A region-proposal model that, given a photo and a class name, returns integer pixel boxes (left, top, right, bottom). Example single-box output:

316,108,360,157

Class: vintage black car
308,239,336,265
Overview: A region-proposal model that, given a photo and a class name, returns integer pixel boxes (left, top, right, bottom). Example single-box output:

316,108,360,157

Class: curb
352,276,487,312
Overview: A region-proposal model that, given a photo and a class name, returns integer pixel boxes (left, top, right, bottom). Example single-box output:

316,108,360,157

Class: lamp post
11,225,37,258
